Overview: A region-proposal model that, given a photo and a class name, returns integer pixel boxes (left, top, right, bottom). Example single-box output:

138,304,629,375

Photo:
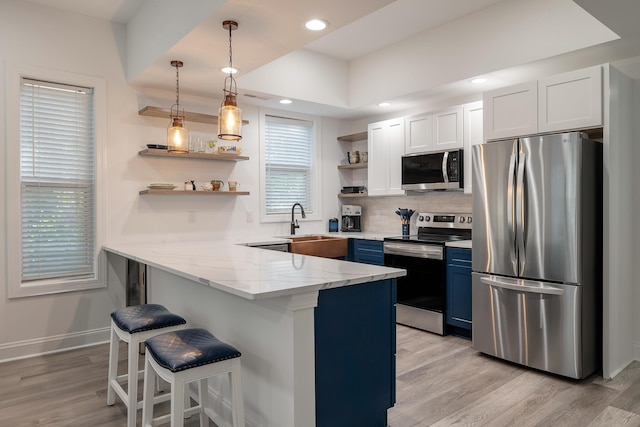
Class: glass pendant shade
167,117,189,152
218,93,242,141
167,60,188,153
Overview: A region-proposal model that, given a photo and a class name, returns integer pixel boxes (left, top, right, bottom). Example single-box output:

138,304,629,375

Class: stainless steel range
384,212,472,335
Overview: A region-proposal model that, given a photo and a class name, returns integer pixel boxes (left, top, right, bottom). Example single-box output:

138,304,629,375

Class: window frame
6,64,107,298
259,109,323,224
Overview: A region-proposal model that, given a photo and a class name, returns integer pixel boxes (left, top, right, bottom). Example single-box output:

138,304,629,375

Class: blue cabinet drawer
352,239,384,266
447,247,471,264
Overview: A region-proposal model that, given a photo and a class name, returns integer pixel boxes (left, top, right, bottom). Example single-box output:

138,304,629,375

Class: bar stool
142,328,244,427
107,304,187,427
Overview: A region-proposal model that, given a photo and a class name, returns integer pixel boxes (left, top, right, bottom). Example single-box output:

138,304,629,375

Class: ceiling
20,0,640,120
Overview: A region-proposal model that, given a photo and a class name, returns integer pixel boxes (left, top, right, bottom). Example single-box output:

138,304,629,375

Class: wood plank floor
389,325,640,427
1,325,640,426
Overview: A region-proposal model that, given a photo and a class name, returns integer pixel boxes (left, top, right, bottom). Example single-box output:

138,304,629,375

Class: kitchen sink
288,235,348,258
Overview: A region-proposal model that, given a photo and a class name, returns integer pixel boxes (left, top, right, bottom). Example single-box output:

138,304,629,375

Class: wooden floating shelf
138,149,249,161
140,190,250,196
338,193,368,198
139,106,250,126
337,163,368,170
337,131,367,143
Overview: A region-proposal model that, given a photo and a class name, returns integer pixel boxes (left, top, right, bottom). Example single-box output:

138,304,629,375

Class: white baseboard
0,327,110,363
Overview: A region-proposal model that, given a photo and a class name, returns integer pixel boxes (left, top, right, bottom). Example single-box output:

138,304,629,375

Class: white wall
602,65,635,378
0,0,128,360
0,0,346,361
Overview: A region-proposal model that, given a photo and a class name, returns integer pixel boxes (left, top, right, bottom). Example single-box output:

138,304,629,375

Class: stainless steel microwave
401,149,464,191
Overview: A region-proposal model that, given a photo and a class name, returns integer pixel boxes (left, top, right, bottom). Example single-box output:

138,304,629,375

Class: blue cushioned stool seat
111,303,186,333
142,328,245,427
146,328,241,372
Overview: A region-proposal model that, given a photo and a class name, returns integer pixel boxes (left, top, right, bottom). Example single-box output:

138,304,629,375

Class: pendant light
167,60,189,153
218,20,242,141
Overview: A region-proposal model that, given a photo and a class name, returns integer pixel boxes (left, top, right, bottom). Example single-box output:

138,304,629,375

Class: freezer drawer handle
480,276,564,295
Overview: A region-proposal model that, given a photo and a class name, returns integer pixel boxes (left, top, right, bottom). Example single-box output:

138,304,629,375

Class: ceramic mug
228,181,239,192
211,180,224,191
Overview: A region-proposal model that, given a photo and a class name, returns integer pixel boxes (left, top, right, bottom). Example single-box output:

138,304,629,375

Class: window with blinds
264,115,314,214
19,78,96,283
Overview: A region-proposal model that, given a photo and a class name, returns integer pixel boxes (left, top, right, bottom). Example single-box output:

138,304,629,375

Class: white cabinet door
387,119,405,195
483,81,537,141
538,65,602,133
463,101,483,194
433,106,463,150
368,118,405,196
404,112,433,154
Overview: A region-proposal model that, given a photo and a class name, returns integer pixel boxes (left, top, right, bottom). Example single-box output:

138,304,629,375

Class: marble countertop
103,240,406,301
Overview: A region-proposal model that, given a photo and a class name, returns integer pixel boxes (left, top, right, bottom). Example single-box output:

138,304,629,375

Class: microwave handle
442,151,449,183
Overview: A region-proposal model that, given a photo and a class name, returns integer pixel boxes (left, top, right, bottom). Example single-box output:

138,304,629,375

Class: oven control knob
418,215,424,222
425,215,431,222
467,216,472,224
459,216,465,223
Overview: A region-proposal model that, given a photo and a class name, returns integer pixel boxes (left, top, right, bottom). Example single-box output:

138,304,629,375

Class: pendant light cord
228,23,233,78
175,63,180,106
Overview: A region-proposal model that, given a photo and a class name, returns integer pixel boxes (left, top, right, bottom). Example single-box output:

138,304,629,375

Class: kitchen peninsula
103,240,405,427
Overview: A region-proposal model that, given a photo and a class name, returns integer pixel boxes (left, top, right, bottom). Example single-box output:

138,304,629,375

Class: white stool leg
229,359,245,427
106,325,119,405
142,352,156,427
172,376,186,427
126,336,140,427
198,378,208,427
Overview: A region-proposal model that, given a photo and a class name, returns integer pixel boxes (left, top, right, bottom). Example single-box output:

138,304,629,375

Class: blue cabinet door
315,278,396,427
352,239,384,265
446,248,472,331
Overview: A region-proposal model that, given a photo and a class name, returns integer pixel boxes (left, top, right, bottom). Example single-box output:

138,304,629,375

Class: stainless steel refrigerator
471,131,602,379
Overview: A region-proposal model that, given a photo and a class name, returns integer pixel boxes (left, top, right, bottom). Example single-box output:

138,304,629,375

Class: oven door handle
384,242,443,260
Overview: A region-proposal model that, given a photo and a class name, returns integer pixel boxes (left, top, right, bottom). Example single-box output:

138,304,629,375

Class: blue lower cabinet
446,248,472,334
314,278,396,427
351,239,384,265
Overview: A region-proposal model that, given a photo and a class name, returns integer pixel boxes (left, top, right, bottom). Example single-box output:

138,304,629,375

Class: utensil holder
402,223,410,236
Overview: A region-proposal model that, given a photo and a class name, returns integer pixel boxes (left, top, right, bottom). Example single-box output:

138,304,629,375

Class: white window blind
19,77,96,282
264,115,314,214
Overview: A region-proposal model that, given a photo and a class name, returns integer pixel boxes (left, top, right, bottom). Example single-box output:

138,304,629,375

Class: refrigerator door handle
507,151,517,271
516,151,526,273
480,276,564,295
442,151,449,183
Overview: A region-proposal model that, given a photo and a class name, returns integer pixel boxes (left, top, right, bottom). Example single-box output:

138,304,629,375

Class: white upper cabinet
483,65,603,141
368,117,405,196
483,81,537,141
405,106,463,154
433,106,463,151
463,101,483,194
538,65,602,133
404,112,433,154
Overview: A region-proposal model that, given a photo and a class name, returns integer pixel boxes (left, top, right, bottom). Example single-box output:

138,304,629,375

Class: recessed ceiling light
280,99,293,104
377,102,392,107
221,66,238,74
305,19,329,31
471,77,488,84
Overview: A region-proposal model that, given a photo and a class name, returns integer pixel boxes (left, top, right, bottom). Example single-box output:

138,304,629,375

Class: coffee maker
341,205,362,232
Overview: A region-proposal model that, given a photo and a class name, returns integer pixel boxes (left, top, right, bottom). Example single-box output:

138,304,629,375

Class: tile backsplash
349,192,472,234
